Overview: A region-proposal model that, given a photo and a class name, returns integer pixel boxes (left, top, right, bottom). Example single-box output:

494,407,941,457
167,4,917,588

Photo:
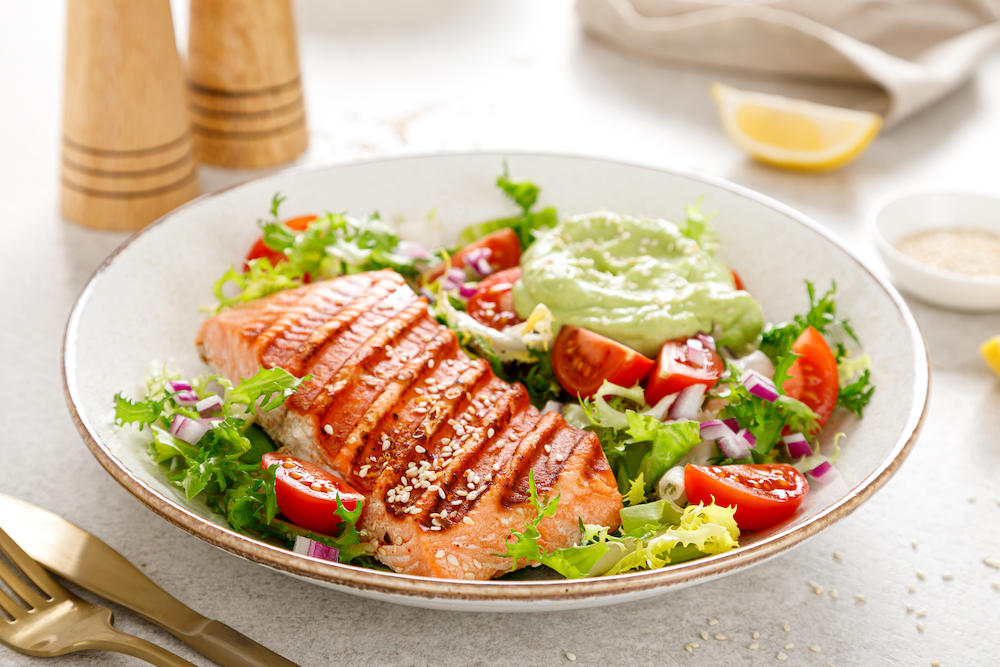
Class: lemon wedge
710,83,883,172
981,336,1000,377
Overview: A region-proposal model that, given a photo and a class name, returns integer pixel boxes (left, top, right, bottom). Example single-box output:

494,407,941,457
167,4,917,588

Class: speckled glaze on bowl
63,152,929,612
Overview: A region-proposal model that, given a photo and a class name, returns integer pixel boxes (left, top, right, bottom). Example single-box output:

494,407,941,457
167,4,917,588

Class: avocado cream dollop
511,211,763,357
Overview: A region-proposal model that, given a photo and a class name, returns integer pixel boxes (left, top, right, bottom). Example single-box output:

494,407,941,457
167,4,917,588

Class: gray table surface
3,1,1000,665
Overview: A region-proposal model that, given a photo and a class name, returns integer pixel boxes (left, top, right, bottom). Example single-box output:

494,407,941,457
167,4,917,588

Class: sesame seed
428,359,435,368
714,634,726,641
394,567,403,573
912,541,919,550
708,619,718,626
932,662,941,666
993,582,1000,590
942,572,954,580
809,646,821,653
917,622,925,632
684,645,694,653
749,643,759,649
855,594,868,602
415,387,424,395
782,624,790,632
414,407,427,414
700,631,709,641
907,604,914,613
323,424,334,435
451,500,462,505
493,463,501,471
565,653,577,662
909,585,917,593
833,551,844,560
467,491,478,500
435,550,445,559
447,554,460,567
984,557,1000,569
383,442,391,451
487,428,495,438
830,589,839,599
784,643,794,650
917,571,926,580
916,609,927,617
544,444,551,453
777,652,788,661
752,632,760,640
438,488,446,499
415,445,426,454
463,516,474,525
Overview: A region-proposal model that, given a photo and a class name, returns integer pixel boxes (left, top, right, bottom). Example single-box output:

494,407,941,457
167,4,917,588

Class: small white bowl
867,189,1000,311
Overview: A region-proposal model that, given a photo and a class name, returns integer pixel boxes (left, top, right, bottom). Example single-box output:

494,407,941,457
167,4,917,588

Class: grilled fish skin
197,270,623,579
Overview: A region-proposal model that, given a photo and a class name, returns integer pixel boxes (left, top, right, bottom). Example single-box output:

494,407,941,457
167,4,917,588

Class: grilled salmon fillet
197,270,623,579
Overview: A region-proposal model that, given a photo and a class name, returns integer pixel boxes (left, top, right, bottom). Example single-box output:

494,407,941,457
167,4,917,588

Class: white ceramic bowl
867,189,1000,311
64,152,929,611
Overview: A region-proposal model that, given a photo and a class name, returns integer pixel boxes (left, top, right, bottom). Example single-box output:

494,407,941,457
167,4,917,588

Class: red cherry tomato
424,228,522,283
684,463,808,531
782,326,839,428
644,337,724,406
552,326,655,399
466,268,524,331
243,215,318,271
262,452,364,535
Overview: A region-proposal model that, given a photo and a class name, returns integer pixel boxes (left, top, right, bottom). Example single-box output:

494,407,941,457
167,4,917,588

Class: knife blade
0,493,300,667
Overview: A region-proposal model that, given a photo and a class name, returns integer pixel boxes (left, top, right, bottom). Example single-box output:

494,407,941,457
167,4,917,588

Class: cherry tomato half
782,326,839,428
684,463,808,531
244,215,318,271
262,452,364,535
644,337,724,406
424,227,522,283
466,267,524,331
552,326,655,398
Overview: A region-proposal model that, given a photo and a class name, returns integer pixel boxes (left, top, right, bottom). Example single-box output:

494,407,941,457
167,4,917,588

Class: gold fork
0,525,195,666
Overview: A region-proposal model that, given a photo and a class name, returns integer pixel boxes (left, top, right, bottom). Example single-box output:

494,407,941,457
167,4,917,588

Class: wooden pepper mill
61,0,199,231
187,0,309,168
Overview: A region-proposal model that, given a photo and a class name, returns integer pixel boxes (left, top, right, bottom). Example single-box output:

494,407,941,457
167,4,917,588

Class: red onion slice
196,394,223,417
696,333,717,351
735,428,756,447
699,419,735,441
668,384,707,421
807,461,839,486
783,433,812,459
172,391,200,407
459,283,479,298
718,434,751,459
166,381,193,393
722,417,739,432
464,247,494,277
293,535,339,562
741,369,779,403
168,414,209,446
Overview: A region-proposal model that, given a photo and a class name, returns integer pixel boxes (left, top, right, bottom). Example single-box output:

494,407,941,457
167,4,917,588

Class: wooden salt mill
62,0,199,231
187,0,309,168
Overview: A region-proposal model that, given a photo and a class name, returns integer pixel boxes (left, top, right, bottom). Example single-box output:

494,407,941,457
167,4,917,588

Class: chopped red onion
668,384,706,421
736,428,756,447
699,419,735,441
395,240,430,259
196,394,223,417
696,333,717,351
168,414,209,445
722,417,739,432
441,267,467,291
172,391,200,407
459,283,479,299
807,461,839,486
686,341,707,368
783,433,812,459
166,381,192,393
540,401,564,415
686,337,704,351
741,369,779,403
293,535,339,562
718,434,751,459
464,247,493,277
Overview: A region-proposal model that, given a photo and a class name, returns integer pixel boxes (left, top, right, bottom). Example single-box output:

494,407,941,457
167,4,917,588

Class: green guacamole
511,211,763,357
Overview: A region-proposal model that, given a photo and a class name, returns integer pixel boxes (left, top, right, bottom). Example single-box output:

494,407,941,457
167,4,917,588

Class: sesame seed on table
3,0,1000,666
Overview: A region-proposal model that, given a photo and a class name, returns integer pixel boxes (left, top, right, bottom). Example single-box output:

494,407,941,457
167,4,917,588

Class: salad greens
114,364,375,564
458,168,558,249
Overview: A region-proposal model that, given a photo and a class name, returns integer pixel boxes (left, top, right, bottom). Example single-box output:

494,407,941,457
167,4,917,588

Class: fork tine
0,556,46,611
0,527,61,601
0,583,27,620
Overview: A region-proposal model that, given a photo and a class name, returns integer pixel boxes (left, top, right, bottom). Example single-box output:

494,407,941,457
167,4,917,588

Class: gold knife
0,493,300,667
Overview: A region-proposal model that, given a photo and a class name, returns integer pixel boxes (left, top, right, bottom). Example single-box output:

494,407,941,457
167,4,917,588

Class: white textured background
2,1,999,665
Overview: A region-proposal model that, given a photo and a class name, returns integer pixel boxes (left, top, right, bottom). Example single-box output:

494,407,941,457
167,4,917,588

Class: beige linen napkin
577,0,1000,125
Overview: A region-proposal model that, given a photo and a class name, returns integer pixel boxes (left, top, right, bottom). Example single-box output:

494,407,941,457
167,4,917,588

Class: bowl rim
866,187,1000,286
62,150,930,605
